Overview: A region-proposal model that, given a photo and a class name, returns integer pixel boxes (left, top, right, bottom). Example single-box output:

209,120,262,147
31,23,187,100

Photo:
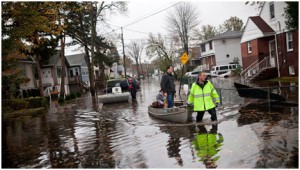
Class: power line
123,2,182,28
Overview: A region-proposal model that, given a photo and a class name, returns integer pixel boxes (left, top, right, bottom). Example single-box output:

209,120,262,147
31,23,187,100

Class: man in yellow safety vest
188,71,220,122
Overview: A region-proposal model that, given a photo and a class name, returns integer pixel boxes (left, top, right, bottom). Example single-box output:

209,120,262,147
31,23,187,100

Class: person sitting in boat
156,90,165,107
151,90,165,108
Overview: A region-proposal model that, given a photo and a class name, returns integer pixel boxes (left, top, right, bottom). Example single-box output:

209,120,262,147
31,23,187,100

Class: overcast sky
66,1,261,60
108,1,259,40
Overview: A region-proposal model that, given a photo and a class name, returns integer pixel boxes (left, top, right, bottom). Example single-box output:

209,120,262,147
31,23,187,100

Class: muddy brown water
2,77,298,168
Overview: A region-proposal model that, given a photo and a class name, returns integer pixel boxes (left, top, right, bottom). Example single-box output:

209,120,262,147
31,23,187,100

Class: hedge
2,97,48,114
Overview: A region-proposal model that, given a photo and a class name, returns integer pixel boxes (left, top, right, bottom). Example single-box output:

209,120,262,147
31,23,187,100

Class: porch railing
241,57,271,82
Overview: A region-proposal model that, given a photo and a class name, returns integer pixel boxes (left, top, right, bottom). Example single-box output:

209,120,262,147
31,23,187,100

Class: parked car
185,70,201,77
210,64,241,76
103,78,129,93
186,70,212,79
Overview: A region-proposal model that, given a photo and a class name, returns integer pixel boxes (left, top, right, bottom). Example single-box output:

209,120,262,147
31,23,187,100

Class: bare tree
146,33,178,73
166,2,199,70
127,41,144,80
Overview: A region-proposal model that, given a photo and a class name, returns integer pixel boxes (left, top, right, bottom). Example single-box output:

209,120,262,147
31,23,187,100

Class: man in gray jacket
160,65,176,108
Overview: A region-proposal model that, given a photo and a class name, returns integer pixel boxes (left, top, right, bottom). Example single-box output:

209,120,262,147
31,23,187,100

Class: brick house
240,2,298,81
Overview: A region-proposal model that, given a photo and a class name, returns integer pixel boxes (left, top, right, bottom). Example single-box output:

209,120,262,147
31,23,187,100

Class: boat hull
234,82,285,101
148,106,192,123
98,92,130,104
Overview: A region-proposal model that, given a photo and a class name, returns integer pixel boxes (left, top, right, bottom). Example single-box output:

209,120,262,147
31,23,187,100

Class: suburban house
240,1,298,81
18,56,39,97
199,31,243,71
41,50,70,97
65,53,89,93
189,46,202,67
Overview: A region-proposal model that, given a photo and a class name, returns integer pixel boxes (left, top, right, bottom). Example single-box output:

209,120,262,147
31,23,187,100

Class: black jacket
160,73,176,95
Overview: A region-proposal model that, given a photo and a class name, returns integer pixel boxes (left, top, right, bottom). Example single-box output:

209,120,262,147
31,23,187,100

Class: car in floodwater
103,77,140,93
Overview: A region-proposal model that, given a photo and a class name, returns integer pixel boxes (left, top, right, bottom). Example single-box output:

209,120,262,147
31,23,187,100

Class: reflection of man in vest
193,125,223,168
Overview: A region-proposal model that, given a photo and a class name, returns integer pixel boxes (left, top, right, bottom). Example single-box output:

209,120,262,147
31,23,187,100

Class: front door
269,40,276,67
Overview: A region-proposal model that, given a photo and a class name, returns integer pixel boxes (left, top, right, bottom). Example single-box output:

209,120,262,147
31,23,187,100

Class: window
269,2,275,20
70,70,74,76
286,32,293,51
201,44,206,52
220,66,229,70
21,65,26,77
75,68,79,76
209,41,213,50
57,67,62,78
81,67,88,76
247,42,252,53
289,65,295,75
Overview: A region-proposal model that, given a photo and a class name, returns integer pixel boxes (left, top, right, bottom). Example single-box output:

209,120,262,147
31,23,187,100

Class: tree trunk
36,52,44,97
95,46,105,89
136,61,140,81
99,64,105,89
60,34,66,97
89,3,96,96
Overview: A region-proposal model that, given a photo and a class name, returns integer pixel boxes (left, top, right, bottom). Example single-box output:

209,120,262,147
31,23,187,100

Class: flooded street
2,77,298,168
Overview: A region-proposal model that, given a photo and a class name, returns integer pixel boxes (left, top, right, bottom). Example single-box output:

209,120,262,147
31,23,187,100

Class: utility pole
121,27,127,77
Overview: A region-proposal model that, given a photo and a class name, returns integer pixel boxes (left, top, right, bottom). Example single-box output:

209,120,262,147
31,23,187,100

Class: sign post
179,52,189,103
180,52,189,65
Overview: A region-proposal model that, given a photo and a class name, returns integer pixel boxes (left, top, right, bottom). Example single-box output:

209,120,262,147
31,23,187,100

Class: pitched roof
212,31,243,40
44,50,61,67
200,31,243,44
65,53,86,66
249,16,274,33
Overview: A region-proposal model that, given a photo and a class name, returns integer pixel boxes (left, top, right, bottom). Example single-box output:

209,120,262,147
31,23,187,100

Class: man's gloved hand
187,101,193,106
215,103,219,108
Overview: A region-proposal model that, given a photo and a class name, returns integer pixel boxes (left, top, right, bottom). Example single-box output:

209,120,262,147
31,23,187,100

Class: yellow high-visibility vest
188,80,220,111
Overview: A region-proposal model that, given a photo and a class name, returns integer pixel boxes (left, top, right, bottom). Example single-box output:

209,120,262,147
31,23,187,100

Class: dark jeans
196,107,217,122
167,94,174,108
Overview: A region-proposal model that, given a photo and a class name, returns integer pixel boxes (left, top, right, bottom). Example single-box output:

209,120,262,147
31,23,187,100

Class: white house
41,51,70,96
199,31,243,70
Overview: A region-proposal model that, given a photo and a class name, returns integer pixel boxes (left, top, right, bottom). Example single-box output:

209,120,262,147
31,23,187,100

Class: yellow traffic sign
180,52,189,65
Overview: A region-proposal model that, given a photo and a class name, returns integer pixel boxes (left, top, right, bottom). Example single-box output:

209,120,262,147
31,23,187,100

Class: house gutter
274,33,281,78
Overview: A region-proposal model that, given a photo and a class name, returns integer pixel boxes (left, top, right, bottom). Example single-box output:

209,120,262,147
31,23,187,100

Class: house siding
20,63,36,90
260,2,288,33
214,38,242,66
241,19,265,43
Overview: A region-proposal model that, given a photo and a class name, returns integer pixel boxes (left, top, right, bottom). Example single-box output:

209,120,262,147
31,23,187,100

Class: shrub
76,92,81,97
70,93,76,99
232,65,243,75
65,94,72,101
58,96,65,103
12,99,29,110
28,97,47,108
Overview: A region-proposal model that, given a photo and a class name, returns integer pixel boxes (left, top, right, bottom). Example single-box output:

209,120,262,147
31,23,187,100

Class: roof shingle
249,16,274,33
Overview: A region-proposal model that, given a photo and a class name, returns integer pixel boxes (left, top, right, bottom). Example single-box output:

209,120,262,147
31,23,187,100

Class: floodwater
2,77,298,168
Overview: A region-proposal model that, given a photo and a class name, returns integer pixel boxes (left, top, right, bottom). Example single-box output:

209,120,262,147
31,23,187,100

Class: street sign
180,52,189,65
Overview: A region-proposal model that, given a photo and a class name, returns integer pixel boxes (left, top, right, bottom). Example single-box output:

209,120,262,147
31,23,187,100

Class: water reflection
193,124,223,168
2,77,298,168
159,126,195,167
237,100,298,168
